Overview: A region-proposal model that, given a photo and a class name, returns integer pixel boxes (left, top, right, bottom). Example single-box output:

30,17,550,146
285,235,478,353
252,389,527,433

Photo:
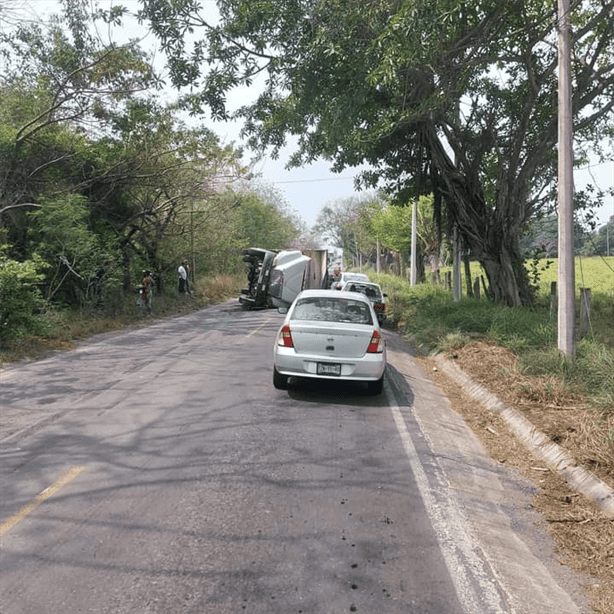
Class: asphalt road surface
0,301,589,614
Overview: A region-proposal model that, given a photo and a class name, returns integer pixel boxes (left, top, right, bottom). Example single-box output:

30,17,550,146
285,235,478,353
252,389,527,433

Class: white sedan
273,289,387,395
332,271,369,289
342,281,387,324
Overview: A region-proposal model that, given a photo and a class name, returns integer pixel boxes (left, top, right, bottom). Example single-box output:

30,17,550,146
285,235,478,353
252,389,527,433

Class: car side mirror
277,307,288,314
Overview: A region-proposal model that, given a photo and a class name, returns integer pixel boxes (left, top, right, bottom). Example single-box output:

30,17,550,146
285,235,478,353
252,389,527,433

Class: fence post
580,287,591,338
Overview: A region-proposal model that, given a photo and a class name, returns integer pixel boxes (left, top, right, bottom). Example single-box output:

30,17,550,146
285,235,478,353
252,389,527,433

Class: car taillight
278,325,294,347
367,330,383,353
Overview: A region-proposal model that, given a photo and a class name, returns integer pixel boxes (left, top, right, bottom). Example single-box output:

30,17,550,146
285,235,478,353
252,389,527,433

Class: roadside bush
374,272,612,406
373,273,556,352
0,253,50,342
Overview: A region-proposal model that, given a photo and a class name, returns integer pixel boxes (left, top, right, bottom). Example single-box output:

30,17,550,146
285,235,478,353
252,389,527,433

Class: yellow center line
246,316,277,337
0,465,85,536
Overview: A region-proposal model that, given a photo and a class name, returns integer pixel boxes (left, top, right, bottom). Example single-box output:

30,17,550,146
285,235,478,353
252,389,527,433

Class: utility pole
558,0,575,356
190,202,196,289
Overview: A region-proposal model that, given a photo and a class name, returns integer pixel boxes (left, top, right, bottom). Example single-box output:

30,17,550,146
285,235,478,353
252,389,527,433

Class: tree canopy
139,0,614,305
0,2,301,336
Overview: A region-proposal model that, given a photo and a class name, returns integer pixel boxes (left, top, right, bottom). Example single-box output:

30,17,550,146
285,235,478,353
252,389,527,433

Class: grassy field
371,257,613,399
431,256,613,347
458,255,613,297
535,256,614,295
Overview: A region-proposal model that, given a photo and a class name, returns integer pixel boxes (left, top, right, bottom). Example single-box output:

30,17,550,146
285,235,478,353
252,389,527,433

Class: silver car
273,289,387,395
332,271,369,290
342,281,387,324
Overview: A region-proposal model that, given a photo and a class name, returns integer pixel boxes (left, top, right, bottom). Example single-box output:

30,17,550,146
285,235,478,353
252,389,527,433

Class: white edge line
385,379,508,614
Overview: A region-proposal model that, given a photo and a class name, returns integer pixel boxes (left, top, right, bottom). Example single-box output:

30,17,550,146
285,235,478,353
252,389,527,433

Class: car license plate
317,362,341,376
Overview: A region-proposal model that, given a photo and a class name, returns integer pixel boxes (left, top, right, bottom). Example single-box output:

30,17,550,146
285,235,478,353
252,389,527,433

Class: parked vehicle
273,289,387,395
240,248,328,309
332,271,369,289
343,281,387,324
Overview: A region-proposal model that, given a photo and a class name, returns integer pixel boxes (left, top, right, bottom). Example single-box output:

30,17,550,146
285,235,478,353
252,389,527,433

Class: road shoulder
385,331,593,614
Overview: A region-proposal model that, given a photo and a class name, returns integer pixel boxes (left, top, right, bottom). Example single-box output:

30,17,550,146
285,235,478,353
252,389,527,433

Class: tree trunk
463,251,473,298
428,129,534,306
479,244,532,307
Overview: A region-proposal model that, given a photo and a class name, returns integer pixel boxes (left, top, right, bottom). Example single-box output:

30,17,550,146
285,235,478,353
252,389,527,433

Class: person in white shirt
178,260,188,294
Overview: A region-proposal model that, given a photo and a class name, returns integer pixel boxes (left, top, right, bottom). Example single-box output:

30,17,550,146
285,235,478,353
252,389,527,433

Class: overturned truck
239,248,329,310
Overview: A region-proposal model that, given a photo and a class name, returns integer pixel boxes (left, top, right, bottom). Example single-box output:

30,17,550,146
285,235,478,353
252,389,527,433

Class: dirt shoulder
417,341,613,614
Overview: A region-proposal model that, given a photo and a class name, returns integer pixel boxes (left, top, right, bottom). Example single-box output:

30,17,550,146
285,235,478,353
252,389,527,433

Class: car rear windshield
345,284,383,302
292,297,373,325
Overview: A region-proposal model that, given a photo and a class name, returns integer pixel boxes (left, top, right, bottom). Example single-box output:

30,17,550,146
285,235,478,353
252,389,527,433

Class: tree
371,195,438,279
140,0,614,306
91,99,247,291
0,0,157,278
314,194,378,264
1,3,249,301
234,192,300,249
0,1,156,217
27,195,117,306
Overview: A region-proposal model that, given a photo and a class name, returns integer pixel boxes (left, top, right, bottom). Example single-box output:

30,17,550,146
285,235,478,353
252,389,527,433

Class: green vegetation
0,5,302,344
140,0,614,307
0,251,50,341
371,258,614,412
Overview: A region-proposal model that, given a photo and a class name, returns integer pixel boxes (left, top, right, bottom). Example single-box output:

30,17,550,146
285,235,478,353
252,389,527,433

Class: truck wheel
367,374,384,396
273,367,289,390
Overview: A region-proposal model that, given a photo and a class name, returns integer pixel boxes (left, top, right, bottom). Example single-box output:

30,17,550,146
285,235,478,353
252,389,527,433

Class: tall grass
370,270,614,409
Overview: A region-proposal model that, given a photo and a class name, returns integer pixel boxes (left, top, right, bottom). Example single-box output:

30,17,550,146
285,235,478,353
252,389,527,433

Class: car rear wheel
367,374,384,395
273,367,289,390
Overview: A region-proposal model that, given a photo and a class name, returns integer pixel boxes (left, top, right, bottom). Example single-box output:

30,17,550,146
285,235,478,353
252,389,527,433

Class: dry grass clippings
419,342,614,614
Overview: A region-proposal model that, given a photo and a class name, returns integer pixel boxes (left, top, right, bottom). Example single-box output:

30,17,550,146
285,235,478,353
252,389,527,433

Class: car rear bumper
273,347,386,381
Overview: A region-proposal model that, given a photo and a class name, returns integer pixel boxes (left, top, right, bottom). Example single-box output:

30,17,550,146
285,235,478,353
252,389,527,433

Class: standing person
142,270,154,314
178,260,188,294
137,270,154,315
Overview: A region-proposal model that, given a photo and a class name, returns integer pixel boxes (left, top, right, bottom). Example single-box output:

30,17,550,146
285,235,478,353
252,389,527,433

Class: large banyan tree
138,0,614,305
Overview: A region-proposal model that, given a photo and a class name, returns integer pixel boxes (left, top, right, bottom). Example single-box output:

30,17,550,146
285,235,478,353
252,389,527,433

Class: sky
13,0,614,230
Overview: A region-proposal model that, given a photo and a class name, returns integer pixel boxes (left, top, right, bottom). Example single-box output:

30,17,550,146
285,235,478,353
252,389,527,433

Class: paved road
0,302,588,613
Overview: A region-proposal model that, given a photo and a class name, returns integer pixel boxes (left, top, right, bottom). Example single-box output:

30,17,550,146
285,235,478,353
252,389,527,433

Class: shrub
0,253,50,342
374,271,612,407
